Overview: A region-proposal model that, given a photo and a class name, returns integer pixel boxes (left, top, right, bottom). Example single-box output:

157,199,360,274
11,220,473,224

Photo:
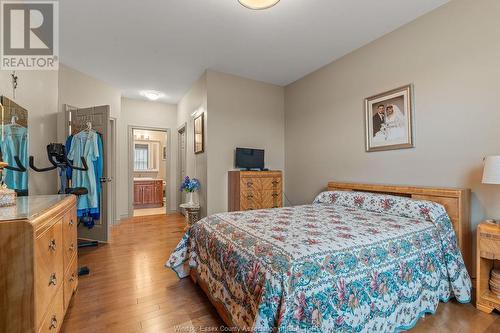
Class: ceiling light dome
140,90,165,101
238,0,280,10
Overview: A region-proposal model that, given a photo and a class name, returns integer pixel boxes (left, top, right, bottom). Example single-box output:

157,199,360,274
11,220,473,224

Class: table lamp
483,155,500,223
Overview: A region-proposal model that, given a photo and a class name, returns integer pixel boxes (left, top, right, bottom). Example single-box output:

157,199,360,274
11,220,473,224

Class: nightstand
476,221,500,313
180,203,201,230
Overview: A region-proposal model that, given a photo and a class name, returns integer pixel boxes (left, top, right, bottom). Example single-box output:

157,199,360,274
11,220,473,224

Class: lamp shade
482,155,500,184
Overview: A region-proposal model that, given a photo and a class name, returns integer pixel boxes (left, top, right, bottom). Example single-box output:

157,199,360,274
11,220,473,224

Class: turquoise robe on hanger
66,133,103,219
68,130,100,213
1,125,28,190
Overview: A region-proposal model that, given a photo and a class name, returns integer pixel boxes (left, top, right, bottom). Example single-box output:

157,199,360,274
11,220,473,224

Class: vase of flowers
179,176,200,205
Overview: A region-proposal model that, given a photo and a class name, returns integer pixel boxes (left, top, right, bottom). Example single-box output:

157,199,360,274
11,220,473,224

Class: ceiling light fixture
238,0,280,10
140,90,165,101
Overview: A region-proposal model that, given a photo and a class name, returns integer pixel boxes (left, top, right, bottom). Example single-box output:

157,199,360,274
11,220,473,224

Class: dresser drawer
240,190,282,210
38,286,64,333
240,190,257,210
35,219,63,328
63,256,78,310
260,177,281,190
479,231,500,259
63,207,77,268
261,190,282,209
240,177,260,191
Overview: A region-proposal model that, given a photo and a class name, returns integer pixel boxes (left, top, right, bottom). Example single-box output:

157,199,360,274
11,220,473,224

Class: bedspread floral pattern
166,191,471,332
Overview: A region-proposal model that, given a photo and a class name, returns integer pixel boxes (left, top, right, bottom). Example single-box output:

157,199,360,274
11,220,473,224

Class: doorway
109,118,117,225
128,126,171,217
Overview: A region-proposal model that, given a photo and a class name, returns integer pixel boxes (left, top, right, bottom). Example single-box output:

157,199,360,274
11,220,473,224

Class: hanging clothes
1,124,28,190
66,133,103,220
68,130,102,217
65,135,73,180
59,168,68,194
94,133,103,210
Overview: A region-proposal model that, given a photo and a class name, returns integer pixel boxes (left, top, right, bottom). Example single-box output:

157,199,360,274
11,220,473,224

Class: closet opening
128,126,171,217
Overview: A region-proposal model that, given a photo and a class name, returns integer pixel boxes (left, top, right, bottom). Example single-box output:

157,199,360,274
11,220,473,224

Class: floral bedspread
166,191,471,332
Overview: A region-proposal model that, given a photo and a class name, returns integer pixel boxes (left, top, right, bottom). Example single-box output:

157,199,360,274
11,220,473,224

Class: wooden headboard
328,182,472,275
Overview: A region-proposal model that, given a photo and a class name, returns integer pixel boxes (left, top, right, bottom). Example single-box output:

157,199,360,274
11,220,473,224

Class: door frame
176,123,187,212
109,117,117,225
127,125,171,218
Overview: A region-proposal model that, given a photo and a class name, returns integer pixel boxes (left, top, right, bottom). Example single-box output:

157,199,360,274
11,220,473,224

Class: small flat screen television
235,148,264,170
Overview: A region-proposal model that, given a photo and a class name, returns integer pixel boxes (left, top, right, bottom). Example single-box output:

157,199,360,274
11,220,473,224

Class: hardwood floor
61,214,500,333
133,207,167,217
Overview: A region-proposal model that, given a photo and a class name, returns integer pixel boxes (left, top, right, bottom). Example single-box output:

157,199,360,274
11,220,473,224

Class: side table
180,203,201,230
476,221,500,313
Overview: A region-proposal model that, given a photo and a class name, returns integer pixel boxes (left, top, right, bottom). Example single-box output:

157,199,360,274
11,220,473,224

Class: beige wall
207,70,285,215
121,97,177,215
285,0,500,239
0,70,59,195
57,64,123,222
177,73,208,217
58,64,121,119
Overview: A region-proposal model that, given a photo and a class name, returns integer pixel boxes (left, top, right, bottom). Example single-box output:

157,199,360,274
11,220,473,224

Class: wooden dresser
0,195,78,333
228,171,283,211
133,179,163,208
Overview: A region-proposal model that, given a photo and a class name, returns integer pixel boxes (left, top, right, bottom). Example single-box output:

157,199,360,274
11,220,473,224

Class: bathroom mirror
0,96,28,196
133,140,160,172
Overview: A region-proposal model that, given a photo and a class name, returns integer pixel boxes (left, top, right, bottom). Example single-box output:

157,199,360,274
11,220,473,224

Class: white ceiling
60,0,449,103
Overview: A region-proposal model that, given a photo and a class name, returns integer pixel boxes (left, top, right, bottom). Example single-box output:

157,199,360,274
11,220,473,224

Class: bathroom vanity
133,178,163,208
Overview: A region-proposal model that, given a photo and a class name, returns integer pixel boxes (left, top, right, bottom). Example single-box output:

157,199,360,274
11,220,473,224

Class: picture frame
364,84,414,152
194,112,204,154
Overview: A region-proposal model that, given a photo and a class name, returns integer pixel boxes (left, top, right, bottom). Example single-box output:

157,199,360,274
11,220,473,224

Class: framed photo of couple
364,84,415,152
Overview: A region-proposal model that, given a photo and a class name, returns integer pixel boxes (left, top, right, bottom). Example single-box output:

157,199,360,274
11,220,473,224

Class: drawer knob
48,239,56,251
49,273,57,286
272,180,279,185
69,218,74,226
69,273,76,282
49,315,58,329
69,243,75,252
272,193,278,198
247,194,254,199
247,181,253,187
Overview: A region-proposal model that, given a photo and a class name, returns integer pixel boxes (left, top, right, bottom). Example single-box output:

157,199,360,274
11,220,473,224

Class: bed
167,182,472,332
